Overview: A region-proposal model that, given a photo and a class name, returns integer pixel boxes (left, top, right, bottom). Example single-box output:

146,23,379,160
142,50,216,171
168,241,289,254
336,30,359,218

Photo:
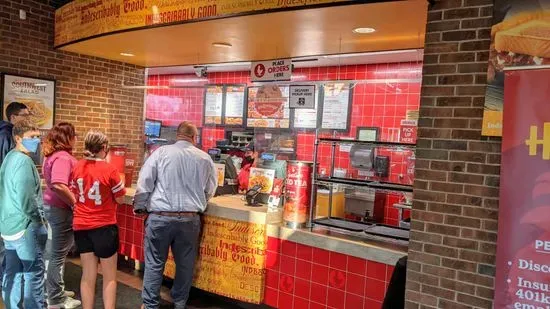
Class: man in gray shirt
134,121,217,309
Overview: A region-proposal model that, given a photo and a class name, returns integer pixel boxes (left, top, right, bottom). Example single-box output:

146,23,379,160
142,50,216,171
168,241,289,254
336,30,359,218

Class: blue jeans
0,238,4,293
44,206,74,305
2,222,48,309
142,214,201,309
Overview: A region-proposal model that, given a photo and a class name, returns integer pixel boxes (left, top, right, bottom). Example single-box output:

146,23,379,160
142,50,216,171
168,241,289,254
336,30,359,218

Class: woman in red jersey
71,130,126,309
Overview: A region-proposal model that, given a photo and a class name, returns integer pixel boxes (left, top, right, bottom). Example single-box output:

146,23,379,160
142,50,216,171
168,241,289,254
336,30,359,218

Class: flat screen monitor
144,119,162,138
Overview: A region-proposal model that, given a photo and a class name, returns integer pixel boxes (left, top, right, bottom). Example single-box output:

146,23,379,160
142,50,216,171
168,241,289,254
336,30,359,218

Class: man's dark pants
142,214,201,309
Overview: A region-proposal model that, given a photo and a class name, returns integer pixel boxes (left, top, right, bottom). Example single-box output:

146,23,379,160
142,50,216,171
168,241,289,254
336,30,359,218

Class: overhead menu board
321,83,352,131
203,86,223,125
247,85,290,129
224,85,246,126
293,87,319,129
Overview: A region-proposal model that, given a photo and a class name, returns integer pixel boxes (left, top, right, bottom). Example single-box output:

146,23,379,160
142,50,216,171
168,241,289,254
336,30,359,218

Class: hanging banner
289,85,315,109
482,0,550,136
55,0,349,47
164,215,267,304
251,59,292,82
494,69,550,309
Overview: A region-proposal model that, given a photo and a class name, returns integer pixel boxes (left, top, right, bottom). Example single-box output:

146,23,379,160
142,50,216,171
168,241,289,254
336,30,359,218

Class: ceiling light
212,42,232,48
34,83,47,87
120,52,135,57
353,27,376,34
171,78,208,83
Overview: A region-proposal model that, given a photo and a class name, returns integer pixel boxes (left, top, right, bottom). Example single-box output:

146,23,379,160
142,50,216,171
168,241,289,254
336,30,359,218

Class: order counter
118,189,407,308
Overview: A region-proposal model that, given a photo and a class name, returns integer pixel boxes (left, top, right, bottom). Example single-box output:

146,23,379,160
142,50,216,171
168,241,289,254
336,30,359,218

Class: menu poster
482,0,550,136
2,74,55,129
215,163,225,187
247,85,290,129
321,83,352,131
224,85,246,126
494,69,550,309
293,87,319,129
204,86,223,125
248,167,276,193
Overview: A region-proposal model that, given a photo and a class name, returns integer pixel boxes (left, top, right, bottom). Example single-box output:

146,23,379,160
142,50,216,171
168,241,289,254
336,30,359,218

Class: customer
42,122,81,309
0,101,30,294
134,121,217,309
71,130,126,309
0,120,47,309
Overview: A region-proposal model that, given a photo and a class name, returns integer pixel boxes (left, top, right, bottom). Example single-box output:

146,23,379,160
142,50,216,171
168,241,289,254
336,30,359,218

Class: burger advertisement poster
2,74,55,129
483,0,550,136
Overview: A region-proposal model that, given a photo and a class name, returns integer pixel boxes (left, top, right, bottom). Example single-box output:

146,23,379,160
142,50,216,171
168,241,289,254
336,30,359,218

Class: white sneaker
48,297,82,309
64,291,76,298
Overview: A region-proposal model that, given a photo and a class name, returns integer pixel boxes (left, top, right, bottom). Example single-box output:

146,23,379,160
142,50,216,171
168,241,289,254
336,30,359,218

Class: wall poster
2,74,56,129
483,0,550,136
495,68,550,309
293,86,319,129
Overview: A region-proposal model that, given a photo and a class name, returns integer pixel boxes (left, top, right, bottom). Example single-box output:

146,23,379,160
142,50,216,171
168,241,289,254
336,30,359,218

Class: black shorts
74,224,119,258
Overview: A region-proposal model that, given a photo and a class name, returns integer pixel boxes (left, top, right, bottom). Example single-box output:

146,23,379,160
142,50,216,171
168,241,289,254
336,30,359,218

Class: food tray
313,218,373,232
364,225,410,241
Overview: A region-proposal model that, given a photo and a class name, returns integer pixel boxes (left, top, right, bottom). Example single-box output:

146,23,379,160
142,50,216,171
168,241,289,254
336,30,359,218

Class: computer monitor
144,119,162,138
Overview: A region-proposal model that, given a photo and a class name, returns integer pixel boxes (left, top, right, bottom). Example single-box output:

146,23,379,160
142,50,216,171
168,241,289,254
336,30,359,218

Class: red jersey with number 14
71,158,126,231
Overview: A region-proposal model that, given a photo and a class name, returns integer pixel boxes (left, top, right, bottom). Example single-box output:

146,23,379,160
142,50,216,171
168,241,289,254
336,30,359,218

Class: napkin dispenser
350,144,375,170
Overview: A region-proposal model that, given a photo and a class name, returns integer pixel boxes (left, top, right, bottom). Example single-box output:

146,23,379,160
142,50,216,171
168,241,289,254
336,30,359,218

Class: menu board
224,85,246,126
247,85,290,129
204,86,223,125
321,83,352,131
293,87,319,129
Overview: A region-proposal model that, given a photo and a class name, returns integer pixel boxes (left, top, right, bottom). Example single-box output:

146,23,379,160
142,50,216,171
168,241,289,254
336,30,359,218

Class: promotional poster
494,68,550,308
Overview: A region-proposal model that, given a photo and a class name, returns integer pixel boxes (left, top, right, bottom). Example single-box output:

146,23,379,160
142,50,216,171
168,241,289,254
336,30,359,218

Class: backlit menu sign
204,86,223,125
321,83,352,131
224,85,246,126
247,85,290,129
251,59,292,82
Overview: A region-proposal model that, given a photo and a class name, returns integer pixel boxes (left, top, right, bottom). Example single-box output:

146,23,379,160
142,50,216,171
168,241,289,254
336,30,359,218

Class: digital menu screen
247,85,290,129
224,85,246,126
204,86,223,125
321,83,352,131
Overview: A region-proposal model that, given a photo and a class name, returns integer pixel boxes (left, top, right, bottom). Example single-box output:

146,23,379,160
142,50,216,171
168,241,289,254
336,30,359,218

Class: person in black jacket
0,102,30,166
0,101,30,297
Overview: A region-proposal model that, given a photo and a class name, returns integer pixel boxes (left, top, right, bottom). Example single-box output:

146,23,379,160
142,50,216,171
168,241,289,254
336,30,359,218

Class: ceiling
147,49,424,75
59,1,428,68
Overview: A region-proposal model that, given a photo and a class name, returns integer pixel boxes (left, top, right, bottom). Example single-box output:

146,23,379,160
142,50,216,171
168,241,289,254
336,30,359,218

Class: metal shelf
318,138,416,148
316,177,414,193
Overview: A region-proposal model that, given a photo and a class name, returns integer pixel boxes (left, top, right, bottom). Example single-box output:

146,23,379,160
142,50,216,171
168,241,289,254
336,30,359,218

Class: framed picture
1,74,56,129
356,127,379,142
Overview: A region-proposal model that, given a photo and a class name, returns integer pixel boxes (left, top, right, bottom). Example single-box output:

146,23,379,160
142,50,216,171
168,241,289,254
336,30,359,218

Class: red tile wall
265,236,395,309
117,205,145,262
145,63,421,225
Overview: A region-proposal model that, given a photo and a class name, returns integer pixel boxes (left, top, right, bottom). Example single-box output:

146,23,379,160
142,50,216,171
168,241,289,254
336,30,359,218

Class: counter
118,189,407,308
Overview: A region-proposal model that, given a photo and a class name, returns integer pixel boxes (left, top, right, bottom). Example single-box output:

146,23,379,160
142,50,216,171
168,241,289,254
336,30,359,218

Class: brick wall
0,0,145,167
406,1,500,308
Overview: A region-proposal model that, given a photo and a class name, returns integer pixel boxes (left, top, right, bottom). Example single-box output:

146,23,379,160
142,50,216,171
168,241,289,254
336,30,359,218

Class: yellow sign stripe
55,0,351,47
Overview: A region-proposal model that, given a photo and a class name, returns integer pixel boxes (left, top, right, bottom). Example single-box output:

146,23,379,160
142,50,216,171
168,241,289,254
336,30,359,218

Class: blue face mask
21,137,41,154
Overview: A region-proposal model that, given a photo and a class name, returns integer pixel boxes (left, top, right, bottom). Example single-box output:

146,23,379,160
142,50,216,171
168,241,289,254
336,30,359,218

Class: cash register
208,148,239,196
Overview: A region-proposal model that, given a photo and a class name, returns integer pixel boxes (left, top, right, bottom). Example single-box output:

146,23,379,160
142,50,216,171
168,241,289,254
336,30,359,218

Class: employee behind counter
206,142,257,195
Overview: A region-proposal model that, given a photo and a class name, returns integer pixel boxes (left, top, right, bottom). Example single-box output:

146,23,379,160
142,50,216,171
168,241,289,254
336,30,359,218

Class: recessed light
120,52,135,57
353,27,376,34
212,42,232,48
